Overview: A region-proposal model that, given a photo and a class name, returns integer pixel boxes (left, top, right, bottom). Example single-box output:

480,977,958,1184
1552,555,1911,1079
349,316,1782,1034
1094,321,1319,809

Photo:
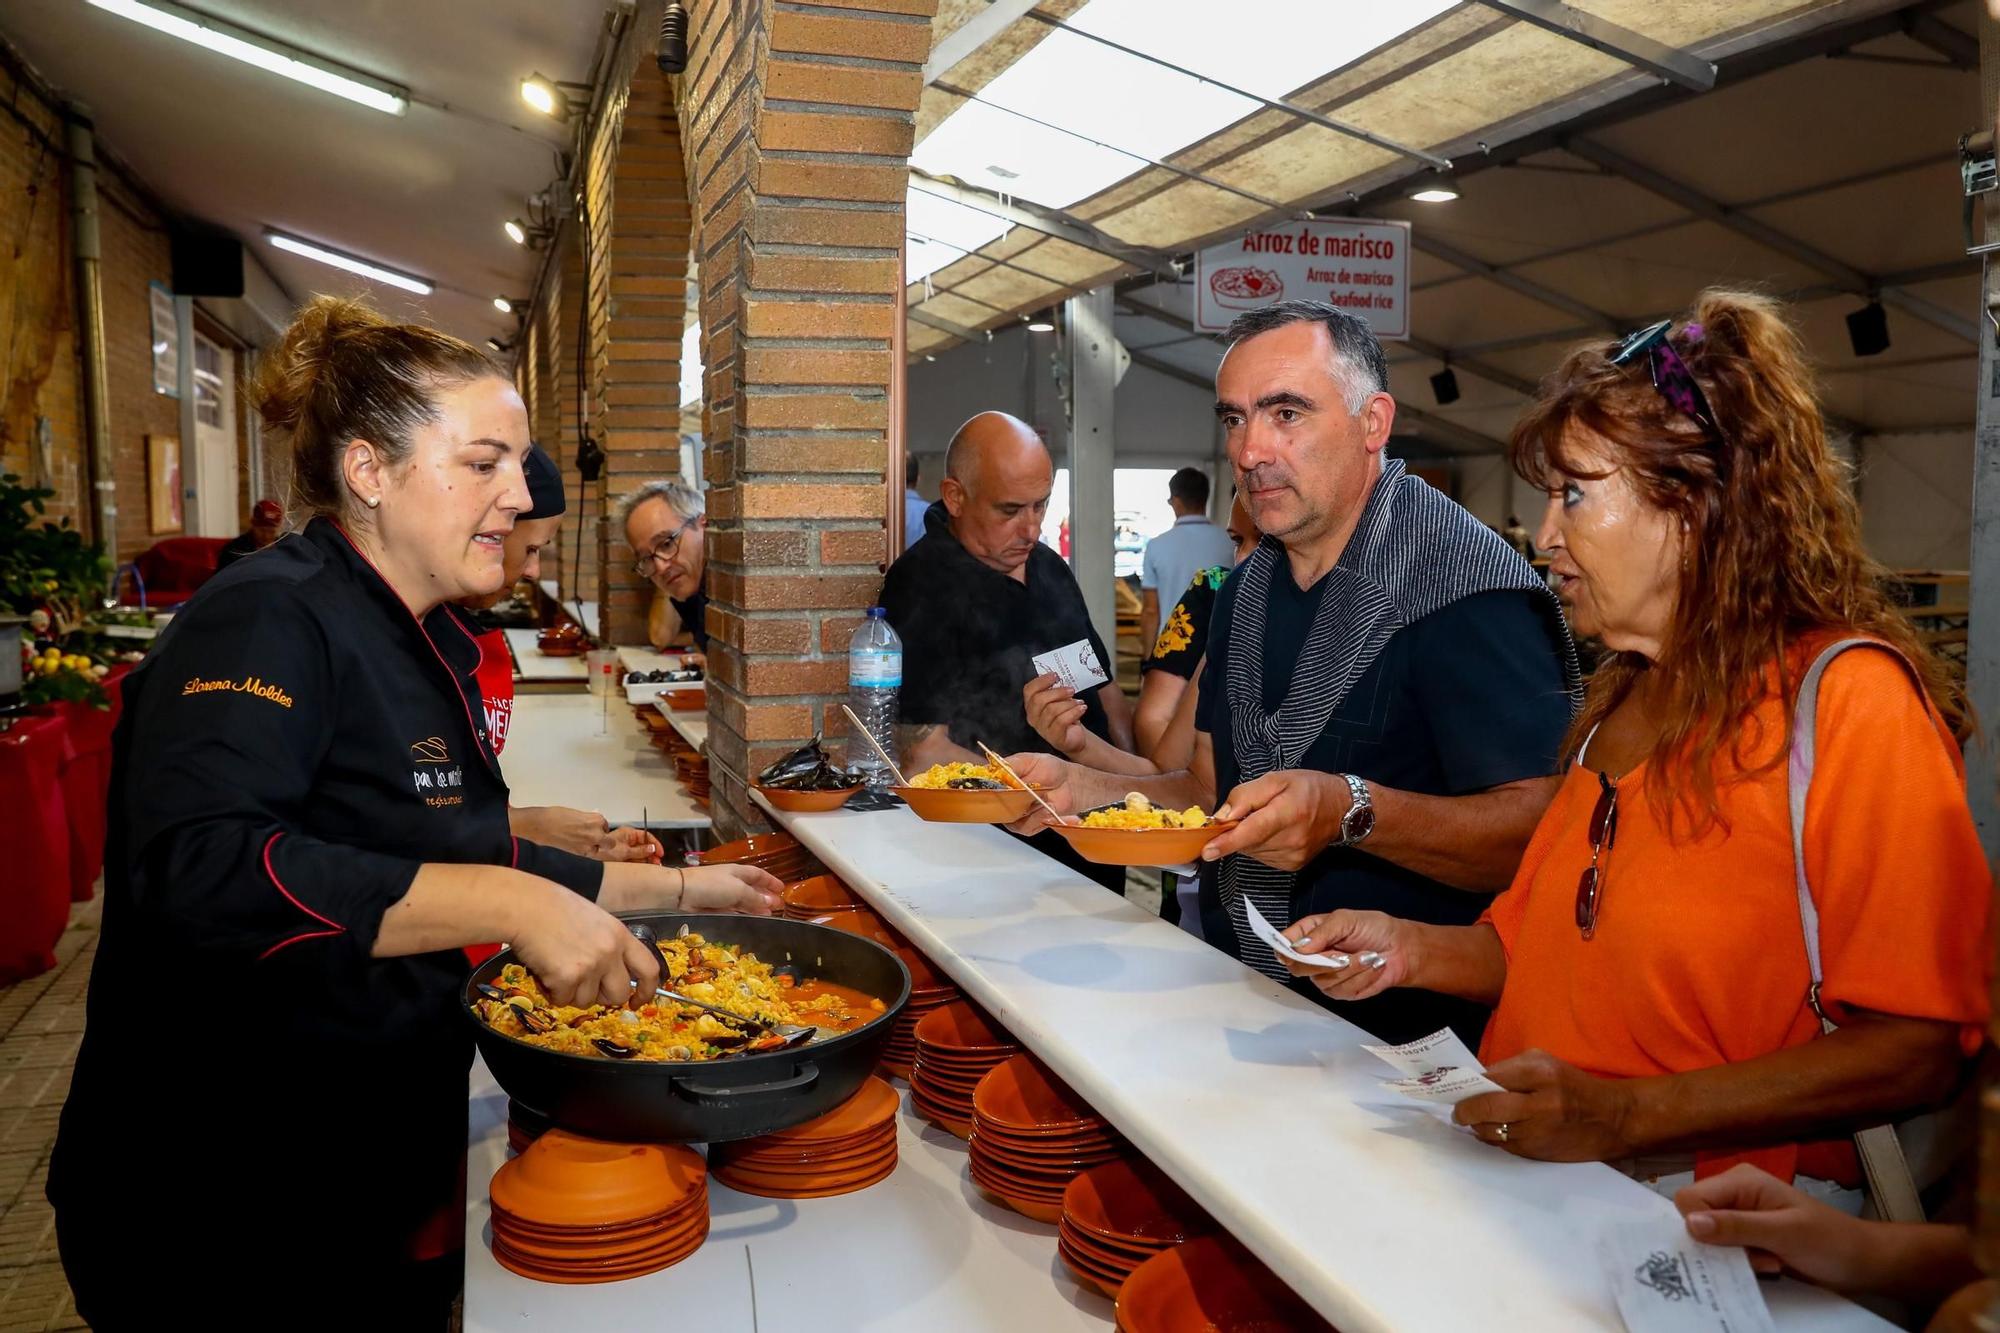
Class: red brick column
594,60,692,648
678,0,936,835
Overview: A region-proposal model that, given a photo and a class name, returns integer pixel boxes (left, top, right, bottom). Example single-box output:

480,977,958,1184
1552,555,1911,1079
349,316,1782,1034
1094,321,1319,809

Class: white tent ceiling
909,0,1982,452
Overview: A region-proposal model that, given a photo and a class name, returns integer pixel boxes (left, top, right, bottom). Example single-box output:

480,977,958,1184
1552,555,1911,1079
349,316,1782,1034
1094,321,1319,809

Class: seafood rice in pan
474,931,885,1061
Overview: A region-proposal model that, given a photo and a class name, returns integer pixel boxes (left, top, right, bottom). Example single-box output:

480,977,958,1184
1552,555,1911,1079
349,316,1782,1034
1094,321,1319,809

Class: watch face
1344,804,1375,844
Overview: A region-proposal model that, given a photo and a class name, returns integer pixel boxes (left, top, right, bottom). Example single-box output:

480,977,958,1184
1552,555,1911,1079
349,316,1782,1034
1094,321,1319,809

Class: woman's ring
1495,1122,1510,1143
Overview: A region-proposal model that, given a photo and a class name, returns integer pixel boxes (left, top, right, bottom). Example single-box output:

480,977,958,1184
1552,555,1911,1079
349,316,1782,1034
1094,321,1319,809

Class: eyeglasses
1574,770,1619,940
1607,320,1723,444
630,517,697,579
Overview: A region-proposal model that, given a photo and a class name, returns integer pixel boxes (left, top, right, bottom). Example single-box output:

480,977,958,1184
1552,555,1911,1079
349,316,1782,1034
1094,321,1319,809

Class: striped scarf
1220,459,1582,979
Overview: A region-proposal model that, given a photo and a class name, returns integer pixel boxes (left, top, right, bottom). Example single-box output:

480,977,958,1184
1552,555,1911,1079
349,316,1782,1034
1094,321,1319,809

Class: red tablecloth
51,664,129,902
0,713,75,983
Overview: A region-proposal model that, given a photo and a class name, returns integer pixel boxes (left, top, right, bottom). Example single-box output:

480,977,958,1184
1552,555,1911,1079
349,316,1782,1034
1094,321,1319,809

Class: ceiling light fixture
1026,313,1056,332
1409,186,1459,203
87,0,408,115
264,229,431,294
504,218,528,245
520,73,568,120
493,296,515,314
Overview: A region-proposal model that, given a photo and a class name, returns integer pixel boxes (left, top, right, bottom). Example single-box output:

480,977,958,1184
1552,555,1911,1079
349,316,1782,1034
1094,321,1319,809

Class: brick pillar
592,59,692,648
678,0,936,836
551,222,592,610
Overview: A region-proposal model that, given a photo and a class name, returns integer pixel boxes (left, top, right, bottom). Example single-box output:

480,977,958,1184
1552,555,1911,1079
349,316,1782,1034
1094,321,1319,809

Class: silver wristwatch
1336,773,1375,846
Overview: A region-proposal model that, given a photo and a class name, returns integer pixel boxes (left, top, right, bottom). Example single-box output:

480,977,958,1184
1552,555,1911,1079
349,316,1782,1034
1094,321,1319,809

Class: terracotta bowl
756,783,862,812
1115,1235,1333,1332
914,1001,1014,1054
1063,1159,1213,1247
782,875,864,914
489,1131,705,1228
973,1054,1100,1133
1046,817,1238,867
891,784,1045,824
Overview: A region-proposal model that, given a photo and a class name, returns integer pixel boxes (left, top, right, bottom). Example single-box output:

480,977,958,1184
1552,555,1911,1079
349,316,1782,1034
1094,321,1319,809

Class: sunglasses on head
1607,320,1723,445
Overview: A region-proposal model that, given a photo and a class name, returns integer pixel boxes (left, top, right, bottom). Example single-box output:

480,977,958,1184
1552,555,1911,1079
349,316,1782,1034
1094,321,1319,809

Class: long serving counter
745,801,1893,1333
499,693,708,832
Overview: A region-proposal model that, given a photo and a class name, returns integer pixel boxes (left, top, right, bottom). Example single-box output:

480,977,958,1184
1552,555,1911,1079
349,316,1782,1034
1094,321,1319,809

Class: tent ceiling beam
1022,11,1453,171
1473,0,1717,90
1565,137,1978,344
923,0,1045,84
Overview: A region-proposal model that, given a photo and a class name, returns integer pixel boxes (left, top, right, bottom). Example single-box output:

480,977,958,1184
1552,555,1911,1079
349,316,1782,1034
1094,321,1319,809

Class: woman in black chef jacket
47,297,780,1330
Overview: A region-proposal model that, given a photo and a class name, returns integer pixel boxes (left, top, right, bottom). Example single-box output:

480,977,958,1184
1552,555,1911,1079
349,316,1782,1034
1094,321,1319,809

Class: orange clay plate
891,784,1045,823
756,784,862,813
1046,818,1238,867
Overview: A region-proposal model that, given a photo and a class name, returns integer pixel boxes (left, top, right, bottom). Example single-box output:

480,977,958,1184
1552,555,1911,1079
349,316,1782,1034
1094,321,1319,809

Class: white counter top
500,692,708,830
463,1059,1111,1331
503,628,588,683
654,699,708,751
619,645,694,677
755,803,1892,1333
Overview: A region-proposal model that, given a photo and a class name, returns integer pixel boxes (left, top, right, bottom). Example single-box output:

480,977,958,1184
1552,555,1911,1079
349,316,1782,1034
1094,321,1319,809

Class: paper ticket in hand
1031,639,1109,694
1597,1214,1777,1333
1242,899,1351,971
1361,1027,1505,1105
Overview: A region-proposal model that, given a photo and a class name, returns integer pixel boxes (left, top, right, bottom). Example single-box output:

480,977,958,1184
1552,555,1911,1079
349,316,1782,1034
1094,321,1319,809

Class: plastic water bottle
846,607,901,789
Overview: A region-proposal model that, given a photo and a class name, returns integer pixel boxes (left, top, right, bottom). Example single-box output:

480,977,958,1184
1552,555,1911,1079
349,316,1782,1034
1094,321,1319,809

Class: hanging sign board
1194,218,1410,340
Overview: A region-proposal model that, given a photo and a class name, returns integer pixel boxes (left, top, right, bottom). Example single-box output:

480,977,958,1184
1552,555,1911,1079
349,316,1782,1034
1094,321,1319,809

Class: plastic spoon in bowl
839,703,911,786
975,740,1074,827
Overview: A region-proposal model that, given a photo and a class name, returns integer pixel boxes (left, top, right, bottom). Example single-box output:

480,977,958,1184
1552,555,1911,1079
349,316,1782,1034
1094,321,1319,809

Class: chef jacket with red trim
49,516,600,1307
465,621,516,754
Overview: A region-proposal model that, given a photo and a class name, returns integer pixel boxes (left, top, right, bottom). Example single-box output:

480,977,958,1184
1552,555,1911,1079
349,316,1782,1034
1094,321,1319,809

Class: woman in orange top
1281,289,1988,1195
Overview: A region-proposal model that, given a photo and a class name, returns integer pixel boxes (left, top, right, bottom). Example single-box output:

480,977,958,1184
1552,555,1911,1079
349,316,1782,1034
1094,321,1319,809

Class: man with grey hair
619,479,708,655
1006,301,1579,1044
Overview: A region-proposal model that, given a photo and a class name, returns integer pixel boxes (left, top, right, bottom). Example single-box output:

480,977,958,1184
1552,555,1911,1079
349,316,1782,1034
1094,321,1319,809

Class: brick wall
0,64,84,529
597,60,691,647
678,0,935,835
97,173,178,561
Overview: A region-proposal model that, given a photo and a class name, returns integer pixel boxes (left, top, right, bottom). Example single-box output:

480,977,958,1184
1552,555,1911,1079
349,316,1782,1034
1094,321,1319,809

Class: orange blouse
1479,646,1990,1183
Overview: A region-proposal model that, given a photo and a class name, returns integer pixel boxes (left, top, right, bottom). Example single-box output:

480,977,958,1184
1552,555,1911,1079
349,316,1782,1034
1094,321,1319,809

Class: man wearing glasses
619,480,709,659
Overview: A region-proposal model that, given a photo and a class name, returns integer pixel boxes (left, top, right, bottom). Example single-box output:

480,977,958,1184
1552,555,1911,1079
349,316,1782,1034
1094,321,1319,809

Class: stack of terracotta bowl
819,909,958,1078
969,1054,1126,1222
781,874,864,921
673,751,711,806
487,1129,710,1284
709,1077,899,1198
1058,1160,1215,1299
909,1001,1020,1139
1116,1236,1333,1332
506,1099,552,1155
689,832,820,883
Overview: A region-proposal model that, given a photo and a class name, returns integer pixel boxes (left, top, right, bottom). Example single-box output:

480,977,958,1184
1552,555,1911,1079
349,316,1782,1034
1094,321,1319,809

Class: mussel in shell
946,776,1007,790
758,733,831,783
765,759,863,791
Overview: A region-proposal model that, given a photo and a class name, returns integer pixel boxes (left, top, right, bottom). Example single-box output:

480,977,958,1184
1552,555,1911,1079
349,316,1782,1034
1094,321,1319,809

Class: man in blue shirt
903,455,928,554
1139,467,1235,652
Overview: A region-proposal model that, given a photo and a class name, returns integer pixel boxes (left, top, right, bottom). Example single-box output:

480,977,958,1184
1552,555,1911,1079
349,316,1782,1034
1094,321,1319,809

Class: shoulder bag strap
1789,637,1926,1223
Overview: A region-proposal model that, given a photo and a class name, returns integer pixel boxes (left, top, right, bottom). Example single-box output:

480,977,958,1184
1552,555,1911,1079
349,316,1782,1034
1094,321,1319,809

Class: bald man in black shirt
880,412,1134,891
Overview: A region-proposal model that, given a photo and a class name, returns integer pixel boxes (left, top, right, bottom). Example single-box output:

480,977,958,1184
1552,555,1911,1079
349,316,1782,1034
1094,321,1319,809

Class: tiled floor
0,896,98,1332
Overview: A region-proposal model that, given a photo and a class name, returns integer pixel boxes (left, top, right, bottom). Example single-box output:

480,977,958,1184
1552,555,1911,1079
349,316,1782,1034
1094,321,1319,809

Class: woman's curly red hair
1509,288,1965,835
